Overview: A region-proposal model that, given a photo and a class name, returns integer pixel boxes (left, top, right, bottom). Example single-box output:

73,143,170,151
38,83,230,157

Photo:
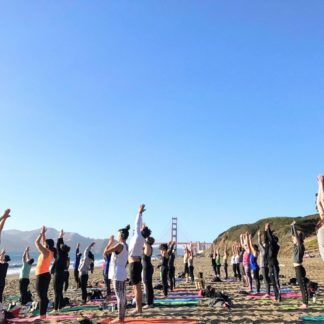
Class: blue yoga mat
299,316,324,321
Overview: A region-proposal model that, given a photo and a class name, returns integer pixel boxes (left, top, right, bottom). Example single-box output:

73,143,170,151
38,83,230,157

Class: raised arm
22,247,29,263
290,221,300,244
76,243,80,257
248,233,256,256
105,236,122,254
135,204,145,235
317,175,324,220
0,209,11,235
57,229,64,251
84,242,95,257
35,226,49,257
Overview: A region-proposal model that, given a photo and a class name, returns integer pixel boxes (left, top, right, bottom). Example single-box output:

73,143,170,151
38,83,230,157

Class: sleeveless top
143,253,153,271
161,256,169,269
250,254,259,271
243,251,250,267
108,243,128,281
35,250,54,276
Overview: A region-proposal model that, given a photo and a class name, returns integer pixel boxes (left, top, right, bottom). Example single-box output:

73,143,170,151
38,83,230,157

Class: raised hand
40,226,47,235
77,243,80,248
90,242,96,247
60,229,64,237
138,204,146,214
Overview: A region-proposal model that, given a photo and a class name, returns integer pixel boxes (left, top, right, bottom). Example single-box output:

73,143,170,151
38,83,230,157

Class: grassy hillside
213,214,319,255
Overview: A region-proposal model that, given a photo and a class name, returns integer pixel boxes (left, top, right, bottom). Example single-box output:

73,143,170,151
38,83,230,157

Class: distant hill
213,214,320,255
1,228,108,254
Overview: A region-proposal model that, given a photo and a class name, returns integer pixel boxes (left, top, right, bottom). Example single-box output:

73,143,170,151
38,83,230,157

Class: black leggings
189,265,194,282
103,273,111,296
63,271,69,292
224,262,228,279
19,278,30,304
36,272,51,316
269,263,281,301
143,265,154,306
216,264,221,277
236,264,242,281
161,266,168,297
169,266,176,291
74,268,80,288
261,266,270,294
295,265,308,305
211,259,217,276
80,274,89,302
252,268,260,293
0,282,5,303
53,272,65,310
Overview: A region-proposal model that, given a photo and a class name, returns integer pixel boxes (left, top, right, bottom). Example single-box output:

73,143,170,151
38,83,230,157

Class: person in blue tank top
247,233,260,293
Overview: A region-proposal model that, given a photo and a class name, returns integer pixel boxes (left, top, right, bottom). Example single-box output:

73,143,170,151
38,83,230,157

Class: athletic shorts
129,261,142,285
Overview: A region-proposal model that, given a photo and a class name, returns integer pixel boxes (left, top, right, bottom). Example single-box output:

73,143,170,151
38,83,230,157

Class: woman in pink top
241,233,252,292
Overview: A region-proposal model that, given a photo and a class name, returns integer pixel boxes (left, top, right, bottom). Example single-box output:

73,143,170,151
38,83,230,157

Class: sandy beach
3,254,323,323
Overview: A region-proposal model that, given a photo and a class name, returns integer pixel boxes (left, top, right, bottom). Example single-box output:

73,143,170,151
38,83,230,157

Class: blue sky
0,1,323,242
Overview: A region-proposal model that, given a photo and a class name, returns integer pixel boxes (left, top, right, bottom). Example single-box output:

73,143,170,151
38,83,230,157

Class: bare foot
111,319,124,323
143,305,153,309
299,304,307,309
129,309,142,315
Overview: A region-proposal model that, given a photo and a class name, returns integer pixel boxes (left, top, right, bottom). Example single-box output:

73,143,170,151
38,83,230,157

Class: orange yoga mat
100,318,197,324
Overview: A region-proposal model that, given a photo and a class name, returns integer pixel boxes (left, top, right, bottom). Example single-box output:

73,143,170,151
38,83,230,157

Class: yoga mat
299,316,324,321
247,292,302,299
154,300,199,306
9,314,94,323
31,304,99,316
156,295,201,300
251,287,293,293
100,318,197,324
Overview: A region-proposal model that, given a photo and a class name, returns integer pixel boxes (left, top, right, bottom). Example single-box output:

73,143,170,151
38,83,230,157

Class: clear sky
0,1,323,242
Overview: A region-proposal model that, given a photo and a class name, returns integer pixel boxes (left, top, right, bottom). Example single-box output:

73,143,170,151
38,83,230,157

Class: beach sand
3,255,324,323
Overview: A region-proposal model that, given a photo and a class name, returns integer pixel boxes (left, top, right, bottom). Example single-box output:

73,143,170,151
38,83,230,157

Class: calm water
6,247,184,276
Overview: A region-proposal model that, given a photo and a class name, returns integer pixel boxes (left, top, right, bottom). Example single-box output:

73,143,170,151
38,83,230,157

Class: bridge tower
171,217,178,253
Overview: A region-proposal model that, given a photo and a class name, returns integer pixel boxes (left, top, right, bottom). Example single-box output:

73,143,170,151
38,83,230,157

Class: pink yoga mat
247,292,302,299
8,314,95,323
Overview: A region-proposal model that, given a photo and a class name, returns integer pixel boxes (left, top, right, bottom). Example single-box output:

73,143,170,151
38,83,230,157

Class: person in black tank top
143,237,155,308
159,244,169,297
168,242,176,291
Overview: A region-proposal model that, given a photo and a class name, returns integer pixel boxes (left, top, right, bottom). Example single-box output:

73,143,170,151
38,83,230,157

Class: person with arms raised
0,250,10,303
79,242,95,304
51,229,70,313
106,225,130,323
74,243,82,289
291,221,308,309
316,175,324,261
128,204,151,314
265,223,281,302
19,247,34,305
35,226,56,319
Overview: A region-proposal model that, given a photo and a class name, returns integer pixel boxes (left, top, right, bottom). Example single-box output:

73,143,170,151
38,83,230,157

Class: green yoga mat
280,304,324,311
154,301,199,305
32,305,99,316
299,316,324,321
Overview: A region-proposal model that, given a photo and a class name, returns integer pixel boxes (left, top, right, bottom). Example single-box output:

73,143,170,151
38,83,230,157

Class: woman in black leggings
143,237,155,308
168,242,176,291
0,252,10,303
291,221,308,309
51,230,70,313
35,226,56,319
159,244,169,297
